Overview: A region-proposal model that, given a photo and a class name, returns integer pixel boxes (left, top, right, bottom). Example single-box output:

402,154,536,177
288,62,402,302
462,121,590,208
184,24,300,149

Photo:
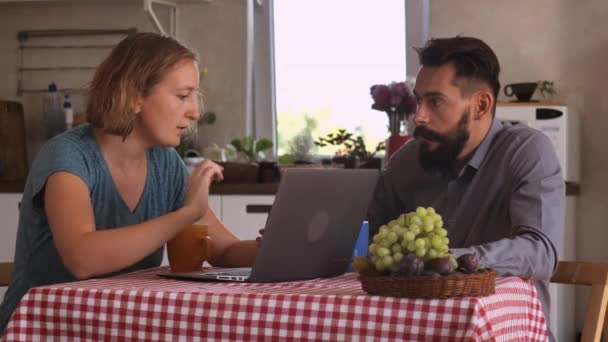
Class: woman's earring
121,115,137,142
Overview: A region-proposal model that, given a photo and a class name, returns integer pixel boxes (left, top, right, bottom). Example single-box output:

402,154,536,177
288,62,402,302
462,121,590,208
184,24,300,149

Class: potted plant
220,136,274,182
315,128,385,169
229,136,273,163
370,81,416,136
370,81,417,158
176,111,216,157
538,81,557,102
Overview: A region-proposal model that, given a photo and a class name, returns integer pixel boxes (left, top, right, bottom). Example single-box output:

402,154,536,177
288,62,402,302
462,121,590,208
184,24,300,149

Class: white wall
428,0,608,333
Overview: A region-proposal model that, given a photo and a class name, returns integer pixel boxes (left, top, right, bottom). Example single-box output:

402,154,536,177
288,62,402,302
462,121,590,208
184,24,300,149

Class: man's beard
414,111,470,175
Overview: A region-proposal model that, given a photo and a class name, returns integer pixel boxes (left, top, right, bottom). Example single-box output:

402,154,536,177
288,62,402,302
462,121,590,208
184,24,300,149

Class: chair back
551,261,608,342
0,262,14,287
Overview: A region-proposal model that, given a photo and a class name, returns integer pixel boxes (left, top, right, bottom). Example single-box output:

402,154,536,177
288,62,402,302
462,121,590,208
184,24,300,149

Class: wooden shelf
497,101,563,107
210,182,279,195
210,181,582,197
0,180,580,196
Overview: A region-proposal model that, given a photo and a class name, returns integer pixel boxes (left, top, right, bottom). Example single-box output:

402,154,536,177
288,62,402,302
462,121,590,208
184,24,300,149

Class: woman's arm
45,172,197,279
45,160,223,279
201,208,258,267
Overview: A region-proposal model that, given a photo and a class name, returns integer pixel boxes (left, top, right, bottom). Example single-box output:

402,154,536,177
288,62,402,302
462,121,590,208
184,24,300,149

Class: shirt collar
467,118,504,170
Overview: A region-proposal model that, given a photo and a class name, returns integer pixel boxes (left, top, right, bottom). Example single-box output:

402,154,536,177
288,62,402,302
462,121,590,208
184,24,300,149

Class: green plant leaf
278,154,295,164
255,138,273,153
199,111,216,125
230,138,244,152
243,136,254,154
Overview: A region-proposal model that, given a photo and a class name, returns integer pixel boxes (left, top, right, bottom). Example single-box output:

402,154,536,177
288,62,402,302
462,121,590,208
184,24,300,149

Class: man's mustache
414,126,443,142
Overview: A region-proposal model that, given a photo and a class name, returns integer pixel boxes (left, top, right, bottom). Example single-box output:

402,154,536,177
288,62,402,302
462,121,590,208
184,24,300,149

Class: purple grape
392,253,424,277
457,253,479,273
426,257,454,275
421,270,440,277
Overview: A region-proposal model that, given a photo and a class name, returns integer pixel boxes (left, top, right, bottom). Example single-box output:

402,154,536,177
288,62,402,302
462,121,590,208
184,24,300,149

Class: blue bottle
43,82,65,139
347,221,369,272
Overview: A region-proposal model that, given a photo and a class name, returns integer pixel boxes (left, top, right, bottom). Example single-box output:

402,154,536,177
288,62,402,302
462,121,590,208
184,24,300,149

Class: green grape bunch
368,207,456,274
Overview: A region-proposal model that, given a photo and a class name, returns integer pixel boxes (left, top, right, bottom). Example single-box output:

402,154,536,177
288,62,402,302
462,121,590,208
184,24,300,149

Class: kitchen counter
0,180,581,196
209,182,279,195
211,181,581,196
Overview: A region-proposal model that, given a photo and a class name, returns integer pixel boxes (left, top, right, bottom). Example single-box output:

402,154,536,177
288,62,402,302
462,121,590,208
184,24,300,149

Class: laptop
159,168,379,283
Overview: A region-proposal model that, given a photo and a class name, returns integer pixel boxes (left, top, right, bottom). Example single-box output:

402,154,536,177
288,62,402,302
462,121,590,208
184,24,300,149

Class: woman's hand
183,160,224,221
256,228,265,247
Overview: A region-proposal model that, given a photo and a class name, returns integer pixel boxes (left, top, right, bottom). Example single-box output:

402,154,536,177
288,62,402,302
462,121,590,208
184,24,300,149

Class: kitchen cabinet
0,193,21,299
220,195,275,240
0,194,21,262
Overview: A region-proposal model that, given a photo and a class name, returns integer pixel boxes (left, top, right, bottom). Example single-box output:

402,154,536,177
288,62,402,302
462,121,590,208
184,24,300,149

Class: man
367,36,564,340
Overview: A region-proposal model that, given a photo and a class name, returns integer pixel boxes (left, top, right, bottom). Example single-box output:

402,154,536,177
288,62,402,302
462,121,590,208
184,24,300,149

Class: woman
0,32,258,333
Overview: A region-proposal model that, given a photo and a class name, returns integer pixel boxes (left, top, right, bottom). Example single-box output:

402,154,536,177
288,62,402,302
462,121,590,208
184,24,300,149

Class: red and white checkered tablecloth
1,267,547,341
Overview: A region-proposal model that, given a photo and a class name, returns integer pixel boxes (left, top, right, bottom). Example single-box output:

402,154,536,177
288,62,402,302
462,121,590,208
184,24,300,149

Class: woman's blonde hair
86,32,197,136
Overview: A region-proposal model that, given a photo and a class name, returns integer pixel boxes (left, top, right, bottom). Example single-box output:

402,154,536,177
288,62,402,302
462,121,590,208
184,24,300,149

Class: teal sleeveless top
0,124,188,333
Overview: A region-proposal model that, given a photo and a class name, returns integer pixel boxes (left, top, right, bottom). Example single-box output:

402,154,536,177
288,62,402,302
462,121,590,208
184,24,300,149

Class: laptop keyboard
205,267,252,276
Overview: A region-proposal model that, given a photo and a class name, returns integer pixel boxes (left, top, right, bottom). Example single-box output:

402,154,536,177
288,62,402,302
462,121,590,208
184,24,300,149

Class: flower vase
386,135,412,160
387,110,403,136
385,110,412,160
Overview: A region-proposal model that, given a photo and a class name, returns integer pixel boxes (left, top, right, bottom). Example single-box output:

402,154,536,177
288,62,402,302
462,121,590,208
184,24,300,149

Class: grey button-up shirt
367,119,565,335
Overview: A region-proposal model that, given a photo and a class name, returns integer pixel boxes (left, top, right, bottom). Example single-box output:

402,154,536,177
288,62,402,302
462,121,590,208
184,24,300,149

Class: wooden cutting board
0,100,28,191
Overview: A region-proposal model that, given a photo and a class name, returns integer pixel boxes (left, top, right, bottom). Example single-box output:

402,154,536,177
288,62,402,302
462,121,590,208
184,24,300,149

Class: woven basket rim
359,268,497,280
359,269,497,299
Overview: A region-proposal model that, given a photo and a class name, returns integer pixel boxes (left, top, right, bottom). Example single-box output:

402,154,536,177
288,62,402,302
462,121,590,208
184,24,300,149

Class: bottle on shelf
63,94,73,129
43,82,65,139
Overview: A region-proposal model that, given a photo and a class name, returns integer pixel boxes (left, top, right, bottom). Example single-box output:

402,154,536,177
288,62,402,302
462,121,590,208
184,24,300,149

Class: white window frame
250,0,429,157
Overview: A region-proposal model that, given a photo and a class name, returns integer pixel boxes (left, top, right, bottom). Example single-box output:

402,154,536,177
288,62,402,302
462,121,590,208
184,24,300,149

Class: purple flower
389,82,407,107
370,81,416,115
370,84,391,111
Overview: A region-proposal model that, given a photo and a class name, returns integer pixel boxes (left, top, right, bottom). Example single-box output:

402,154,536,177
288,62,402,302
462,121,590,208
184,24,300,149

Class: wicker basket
359,269,497,299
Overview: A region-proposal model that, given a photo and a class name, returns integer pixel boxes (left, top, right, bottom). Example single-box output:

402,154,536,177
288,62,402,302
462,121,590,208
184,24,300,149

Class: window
273,0,406,158
252,0,428,159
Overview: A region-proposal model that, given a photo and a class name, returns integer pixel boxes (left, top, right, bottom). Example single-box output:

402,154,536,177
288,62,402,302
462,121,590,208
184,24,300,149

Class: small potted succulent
538,81,557,102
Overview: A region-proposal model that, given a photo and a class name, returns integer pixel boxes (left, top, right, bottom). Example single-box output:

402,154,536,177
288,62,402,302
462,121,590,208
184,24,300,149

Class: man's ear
472,91,493,120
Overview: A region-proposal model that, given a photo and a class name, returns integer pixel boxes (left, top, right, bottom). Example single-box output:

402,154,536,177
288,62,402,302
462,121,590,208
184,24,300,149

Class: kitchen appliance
496,103,579,342
495,104,579,182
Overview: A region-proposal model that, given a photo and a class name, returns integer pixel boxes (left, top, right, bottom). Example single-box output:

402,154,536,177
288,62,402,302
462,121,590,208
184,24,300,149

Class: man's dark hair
416,36,501,114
